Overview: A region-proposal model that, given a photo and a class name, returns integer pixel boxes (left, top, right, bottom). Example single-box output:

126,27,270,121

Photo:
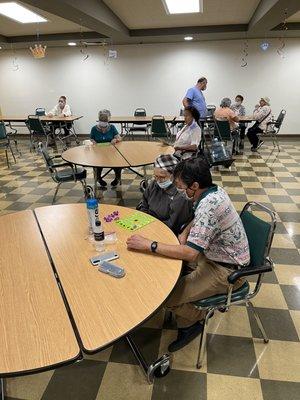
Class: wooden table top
1,116,83,123
62,144,131,168
62,141,174,168
0,211,80,376
35,204,181,353
115,141,174,167
110,116,184,124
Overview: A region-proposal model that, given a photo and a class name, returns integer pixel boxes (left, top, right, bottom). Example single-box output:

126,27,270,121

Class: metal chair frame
259,109,286,152
38,143,86,204
128,108,149,139
150,115,171,140
0,121,16,168
27,115,53,150
194,201,277,369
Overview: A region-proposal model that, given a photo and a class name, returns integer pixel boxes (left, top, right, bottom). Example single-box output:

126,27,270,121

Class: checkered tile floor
1,139,300,400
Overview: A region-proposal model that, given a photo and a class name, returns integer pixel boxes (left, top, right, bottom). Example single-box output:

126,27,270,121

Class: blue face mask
157,180,173,190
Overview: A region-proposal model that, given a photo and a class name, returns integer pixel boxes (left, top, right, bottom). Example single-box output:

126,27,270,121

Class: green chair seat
193,281,250,308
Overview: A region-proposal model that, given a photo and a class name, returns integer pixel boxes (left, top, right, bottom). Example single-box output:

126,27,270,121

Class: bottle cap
87,198,98,208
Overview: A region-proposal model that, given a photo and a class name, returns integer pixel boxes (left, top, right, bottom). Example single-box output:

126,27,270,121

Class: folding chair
0,121,16,167
128,108,149,139
150,115,171,140
193,202,276,369
26,115,53,150
260,109,286,151
38,143,87,204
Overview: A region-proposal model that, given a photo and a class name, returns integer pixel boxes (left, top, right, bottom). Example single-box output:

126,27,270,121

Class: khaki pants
166,254,244,328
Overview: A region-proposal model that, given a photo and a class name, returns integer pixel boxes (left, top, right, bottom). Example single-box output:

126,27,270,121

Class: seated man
137,154,193,235
173,107,202,160
127,157,250,352
214,97,240,154
47,95,72,144
247,97,272,152
231,94,246,150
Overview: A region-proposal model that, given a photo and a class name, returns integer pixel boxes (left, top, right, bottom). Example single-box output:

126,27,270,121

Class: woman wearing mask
90,110,122,187
247,97,272,152
137,154,193,235
173,106,202,160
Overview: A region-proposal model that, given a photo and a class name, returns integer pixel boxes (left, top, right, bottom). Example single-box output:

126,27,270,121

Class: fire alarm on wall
108,50,118,58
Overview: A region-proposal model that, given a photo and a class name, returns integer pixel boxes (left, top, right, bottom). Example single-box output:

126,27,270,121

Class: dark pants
96,167,121,182
247,125,263,148
239,123,246,140
50,122,72,136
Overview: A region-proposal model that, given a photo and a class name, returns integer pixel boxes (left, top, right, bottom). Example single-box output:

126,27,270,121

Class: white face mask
98,121,109,129
177,188,194,200
235,101,242,106
157,180,173,190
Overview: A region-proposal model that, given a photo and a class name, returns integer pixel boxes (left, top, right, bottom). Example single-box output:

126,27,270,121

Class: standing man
182,77,208,119
127,157,249,352
231,94,246,150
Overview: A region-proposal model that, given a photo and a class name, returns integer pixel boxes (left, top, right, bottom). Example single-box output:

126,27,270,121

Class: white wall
0,38,299,134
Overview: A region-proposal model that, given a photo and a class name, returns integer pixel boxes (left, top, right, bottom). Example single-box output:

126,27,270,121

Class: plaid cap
154,154,178,173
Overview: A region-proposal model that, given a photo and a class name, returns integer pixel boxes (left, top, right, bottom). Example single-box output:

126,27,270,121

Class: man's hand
126,235,152,251
111,139,117,144
178,230,189,245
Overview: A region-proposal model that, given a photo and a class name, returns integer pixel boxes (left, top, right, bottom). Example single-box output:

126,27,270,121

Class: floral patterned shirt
187,185,250,266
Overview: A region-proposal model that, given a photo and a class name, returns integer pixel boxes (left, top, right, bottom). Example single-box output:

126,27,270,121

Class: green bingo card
115,213,155,231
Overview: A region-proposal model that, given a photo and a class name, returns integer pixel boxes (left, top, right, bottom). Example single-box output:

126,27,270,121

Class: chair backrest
37,142,54,172
0,121,7,140
214,118,232,141
240,202,276,268
275,109,286,129
134,108,146,117
35,108,46,116
27,115,46,133
151,115,168,137
206,105,216,118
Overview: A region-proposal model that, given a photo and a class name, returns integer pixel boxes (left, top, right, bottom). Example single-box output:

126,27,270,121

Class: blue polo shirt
185,86,207,118
90,124,119,143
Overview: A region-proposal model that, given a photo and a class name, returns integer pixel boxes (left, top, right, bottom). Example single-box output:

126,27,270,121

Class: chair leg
9,143,16,163
52,182,62,204
196,308,213,369
246,301,269,343
5,148,10,168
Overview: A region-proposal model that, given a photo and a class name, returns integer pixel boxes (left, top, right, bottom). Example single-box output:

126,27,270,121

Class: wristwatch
151,241,158,253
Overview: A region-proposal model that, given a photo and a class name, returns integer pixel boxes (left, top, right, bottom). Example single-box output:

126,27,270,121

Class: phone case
90,251,119,266
98,261,125,278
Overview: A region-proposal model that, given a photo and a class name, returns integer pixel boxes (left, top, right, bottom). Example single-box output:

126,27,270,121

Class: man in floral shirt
127,157,249,352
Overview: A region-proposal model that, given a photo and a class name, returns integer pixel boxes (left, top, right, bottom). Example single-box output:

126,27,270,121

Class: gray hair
220,98,231,108
98,109,111,121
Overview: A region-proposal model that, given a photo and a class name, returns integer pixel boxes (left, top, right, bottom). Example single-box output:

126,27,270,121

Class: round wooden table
34,203,181,382
62,141,173,196
62,141,174,168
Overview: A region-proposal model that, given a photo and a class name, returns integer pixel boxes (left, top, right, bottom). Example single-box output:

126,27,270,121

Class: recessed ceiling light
0,2,47,23
163,0,202,14
68,42,77,46
184,36,194,41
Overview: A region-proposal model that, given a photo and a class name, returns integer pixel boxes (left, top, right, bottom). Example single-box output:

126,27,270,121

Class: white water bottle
94,219,105,252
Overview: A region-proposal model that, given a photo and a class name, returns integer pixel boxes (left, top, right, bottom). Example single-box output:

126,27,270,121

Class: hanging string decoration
29,23,47,59
11,44,19,71
241,39,249,67
30,44,47,59
79,20,90,61
277,8,288,59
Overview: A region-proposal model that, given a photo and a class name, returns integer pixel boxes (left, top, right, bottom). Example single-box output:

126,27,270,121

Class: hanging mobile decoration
11,44,19,71
29,24,47,59
260,41,270,51
241,39,249,67
79,20,90,61
277,8,288,59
